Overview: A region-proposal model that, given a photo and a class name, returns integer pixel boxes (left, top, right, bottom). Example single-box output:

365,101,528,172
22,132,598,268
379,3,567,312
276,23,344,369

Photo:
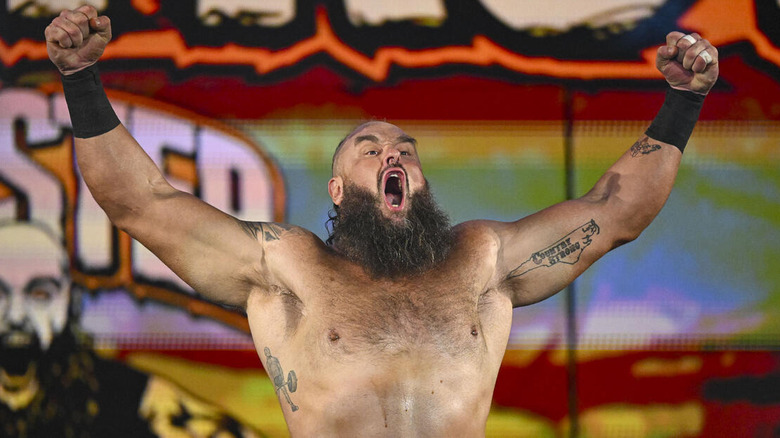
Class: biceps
499,215,614,306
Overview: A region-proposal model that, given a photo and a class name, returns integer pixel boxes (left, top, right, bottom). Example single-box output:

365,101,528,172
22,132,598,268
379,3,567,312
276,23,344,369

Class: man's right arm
45,6,300,309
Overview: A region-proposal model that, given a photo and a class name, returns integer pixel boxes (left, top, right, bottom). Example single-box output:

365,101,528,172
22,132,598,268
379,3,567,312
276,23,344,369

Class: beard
326,181,454,279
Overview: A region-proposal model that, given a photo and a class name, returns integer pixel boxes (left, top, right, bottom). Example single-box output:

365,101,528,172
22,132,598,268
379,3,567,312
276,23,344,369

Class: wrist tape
62,64,120,139
645,88,705,153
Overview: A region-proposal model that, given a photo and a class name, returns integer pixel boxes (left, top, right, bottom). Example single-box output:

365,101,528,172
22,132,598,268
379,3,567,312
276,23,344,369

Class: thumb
655,45,677,69
658,45,677,60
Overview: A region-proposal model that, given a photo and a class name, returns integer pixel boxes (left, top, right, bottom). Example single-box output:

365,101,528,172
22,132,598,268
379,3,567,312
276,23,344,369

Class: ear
328,176,344,205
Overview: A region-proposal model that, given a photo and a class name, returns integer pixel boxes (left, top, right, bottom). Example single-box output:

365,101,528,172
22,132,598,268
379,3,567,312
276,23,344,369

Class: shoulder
236,221,329,284
451,220,504,259
453,219,507,245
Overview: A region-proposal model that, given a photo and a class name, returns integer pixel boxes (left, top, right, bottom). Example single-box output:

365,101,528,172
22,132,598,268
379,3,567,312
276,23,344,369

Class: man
44,5,718,436
0,221,262,437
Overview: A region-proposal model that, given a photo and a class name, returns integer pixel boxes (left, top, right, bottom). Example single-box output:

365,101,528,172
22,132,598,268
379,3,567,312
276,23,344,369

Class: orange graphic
131,0,160,15
680,0,780,66
3,1,779,82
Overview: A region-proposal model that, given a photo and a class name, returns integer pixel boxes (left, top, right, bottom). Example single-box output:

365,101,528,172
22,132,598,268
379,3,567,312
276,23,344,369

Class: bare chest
252,225,510,361
317,279,485,357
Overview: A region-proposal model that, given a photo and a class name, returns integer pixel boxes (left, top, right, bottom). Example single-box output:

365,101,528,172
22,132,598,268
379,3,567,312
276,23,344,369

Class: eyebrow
397,135,417,146
24,277,63,292
354,134,417,147
354,134,380,145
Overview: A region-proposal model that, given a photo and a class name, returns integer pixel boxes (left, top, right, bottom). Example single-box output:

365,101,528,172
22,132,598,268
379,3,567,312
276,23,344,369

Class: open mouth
382,168,406,211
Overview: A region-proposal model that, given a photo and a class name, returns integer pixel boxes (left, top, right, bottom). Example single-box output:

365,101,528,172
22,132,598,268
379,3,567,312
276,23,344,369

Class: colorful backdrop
1,0,779,436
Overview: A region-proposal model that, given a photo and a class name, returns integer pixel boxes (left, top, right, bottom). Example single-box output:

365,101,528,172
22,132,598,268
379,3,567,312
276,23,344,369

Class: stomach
283,353,495,438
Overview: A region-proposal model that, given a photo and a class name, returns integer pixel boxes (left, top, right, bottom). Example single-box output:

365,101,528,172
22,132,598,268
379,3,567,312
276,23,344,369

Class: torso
246,223,514,437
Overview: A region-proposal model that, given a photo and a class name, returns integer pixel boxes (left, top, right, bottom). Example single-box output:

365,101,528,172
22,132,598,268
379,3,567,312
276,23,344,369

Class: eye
29,288,53,302
400,151,410,156
24,278,60,303
366,150,379,156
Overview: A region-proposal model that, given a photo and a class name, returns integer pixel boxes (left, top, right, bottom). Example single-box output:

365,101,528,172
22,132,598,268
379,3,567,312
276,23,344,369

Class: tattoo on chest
508,219,600,279
239,221,295,242
630,137,662,157
264,347,299,412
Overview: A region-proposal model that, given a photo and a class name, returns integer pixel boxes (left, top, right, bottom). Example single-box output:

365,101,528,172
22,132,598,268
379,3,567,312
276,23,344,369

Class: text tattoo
508,219,600,279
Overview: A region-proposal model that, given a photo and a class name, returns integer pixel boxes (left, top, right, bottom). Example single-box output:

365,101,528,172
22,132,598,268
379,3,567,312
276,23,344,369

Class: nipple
470,326,479,337
328,329,341,342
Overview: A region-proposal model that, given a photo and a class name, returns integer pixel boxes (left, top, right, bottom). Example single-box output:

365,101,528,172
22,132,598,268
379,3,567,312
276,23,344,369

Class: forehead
333,122,416,171
0,224,66,286
348,121,408,141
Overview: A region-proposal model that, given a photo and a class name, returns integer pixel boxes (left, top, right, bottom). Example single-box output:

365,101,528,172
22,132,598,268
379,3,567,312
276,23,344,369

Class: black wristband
61,64,121,139
645,88,705,153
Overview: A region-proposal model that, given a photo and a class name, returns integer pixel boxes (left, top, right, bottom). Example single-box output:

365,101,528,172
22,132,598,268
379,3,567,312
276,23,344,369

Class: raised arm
45,6,303,309
490,31,719,307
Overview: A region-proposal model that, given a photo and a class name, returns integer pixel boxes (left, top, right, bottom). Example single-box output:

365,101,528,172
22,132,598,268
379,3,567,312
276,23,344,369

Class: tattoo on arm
264,347,299,412
507,219,600,279
239,221,296,242
630,137,662,157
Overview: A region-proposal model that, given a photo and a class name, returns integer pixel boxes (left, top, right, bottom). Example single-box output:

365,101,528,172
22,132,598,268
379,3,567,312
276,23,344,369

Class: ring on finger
698,49,712,65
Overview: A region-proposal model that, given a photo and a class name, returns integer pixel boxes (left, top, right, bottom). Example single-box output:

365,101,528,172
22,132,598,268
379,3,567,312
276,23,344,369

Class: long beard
327,182,454,278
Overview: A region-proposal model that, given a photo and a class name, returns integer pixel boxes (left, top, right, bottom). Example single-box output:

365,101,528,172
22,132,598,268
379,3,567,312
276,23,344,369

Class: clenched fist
657,31,719,95
45,5,112,75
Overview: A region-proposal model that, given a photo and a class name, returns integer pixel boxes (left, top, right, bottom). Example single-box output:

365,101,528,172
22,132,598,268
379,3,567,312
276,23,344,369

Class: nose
6,292,27,325
385,148,400,167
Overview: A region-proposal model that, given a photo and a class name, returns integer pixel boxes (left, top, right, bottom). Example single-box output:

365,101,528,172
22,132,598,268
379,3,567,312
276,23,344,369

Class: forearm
584,86,708,243
582,137,681,243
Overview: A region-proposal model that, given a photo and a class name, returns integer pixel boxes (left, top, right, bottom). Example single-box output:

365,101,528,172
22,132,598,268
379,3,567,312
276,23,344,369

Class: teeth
4,332,32,347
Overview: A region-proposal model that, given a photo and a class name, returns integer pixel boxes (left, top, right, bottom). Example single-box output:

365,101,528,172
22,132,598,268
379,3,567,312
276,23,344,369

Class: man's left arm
489,31,718,307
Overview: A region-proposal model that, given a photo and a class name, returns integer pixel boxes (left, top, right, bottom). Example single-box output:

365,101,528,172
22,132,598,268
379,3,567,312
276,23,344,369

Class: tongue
385,193,402,208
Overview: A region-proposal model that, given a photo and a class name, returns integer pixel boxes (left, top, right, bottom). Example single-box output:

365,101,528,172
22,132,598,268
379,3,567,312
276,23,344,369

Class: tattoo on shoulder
264,347,299,412
239,221,297,242
507,219,600,279
630,137,662,157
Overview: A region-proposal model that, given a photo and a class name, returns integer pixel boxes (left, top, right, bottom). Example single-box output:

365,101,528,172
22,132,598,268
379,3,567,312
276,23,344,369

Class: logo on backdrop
1,0,779,83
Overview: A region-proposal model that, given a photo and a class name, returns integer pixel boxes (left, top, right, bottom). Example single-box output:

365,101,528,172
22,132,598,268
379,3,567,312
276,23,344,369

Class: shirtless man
45,6,719,437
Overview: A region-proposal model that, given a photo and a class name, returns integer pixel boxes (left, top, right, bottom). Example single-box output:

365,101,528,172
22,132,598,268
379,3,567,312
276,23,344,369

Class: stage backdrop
2,0,779,437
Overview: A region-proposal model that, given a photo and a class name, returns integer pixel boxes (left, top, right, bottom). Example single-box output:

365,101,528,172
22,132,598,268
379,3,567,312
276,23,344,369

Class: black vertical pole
562,85,579,438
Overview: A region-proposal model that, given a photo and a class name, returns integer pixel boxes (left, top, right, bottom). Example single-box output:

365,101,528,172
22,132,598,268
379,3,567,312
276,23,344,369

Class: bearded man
0,221,262,437
44,5,719,437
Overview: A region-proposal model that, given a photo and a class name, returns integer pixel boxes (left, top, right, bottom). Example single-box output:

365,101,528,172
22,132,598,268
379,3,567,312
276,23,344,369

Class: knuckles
48,8,96,48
